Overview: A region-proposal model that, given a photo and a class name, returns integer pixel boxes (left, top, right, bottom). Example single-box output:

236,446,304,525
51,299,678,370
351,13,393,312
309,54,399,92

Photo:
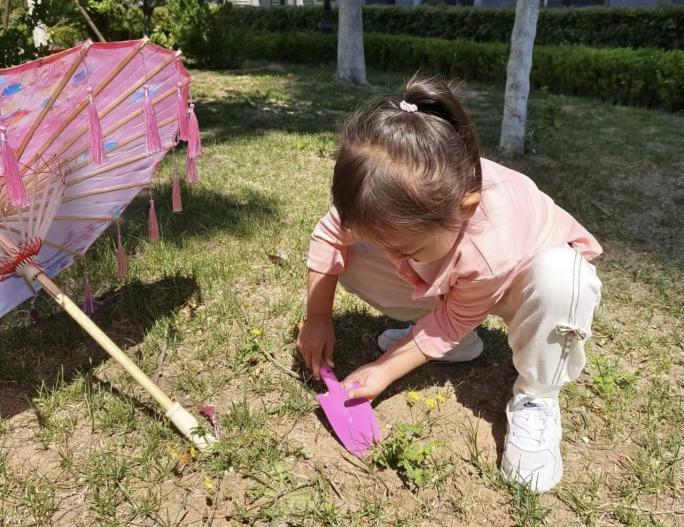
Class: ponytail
402,74,481,179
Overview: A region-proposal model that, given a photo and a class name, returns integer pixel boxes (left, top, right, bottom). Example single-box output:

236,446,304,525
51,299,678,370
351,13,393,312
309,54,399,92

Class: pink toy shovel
317,366,382,457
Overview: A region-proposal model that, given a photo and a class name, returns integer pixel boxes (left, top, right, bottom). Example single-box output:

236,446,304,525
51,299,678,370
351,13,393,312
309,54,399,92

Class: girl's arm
297,270,339,380
307,269,338,319
299,207,355,379
342,335,431,401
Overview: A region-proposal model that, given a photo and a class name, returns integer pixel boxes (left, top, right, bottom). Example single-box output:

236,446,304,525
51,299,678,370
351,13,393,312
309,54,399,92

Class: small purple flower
198,405,219,438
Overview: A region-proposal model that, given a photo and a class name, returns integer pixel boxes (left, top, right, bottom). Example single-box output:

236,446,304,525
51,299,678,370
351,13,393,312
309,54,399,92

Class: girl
296,75,602,493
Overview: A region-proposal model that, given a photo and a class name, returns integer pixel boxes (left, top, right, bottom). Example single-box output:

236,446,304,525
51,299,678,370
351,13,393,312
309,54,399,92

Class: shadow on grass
0,275,200,419
196,97,343,146
118,181,279,250
191,64,402,146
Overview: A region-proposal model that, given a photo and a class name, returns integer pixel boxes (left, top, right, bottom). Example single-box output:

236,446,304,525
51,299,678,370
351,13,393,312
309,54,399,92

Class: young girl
296,75,602,493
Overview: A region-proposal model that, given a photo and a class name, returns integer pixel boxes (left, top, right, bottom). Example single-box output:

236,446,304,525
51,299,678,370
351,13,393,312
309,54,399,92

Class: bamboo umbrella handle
16,262,216,451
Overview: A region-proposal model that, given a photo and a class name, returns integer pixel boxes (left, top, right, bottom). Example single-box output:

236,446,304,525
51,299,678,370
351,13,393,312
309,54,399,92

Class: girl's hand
341,361,394,401
296,315,335,380
341,335,432,402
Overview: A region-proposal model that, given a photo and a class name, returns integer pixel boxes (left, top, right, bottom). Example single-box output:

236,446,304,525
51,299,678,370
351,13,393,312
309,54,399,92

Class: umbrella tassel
185,152,198,184
172,174,183,213
187,103,201,158
0,126,28,208
83,276,95,316
177,84,190,141
144,85,162,154
116,224,128,278
87,88,107,165
148,199,160,242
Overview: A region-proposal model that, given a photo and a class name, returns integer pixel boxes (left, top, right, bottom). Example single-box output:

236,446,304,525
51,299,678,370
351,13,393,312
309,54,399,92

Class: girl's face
362,226,461,263
355,193,480,263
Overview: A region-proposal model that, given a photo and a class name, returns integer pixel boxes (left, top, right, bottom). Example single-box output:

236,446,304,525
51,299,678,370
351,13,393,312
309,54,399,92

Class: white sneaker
377,326,483,362
500,394,563,493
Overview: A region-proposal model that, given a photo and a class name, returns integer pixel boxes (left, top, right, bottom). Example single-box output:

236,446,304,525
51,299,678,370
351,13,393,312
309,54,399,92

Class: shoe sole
500,458,563,493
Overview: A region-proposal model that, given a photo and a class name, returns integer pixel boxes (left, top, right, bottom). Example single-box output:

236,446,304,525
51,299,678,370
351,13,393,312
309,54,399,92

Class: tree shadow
299,309,516,459
117,181,279,251
191,63,402,147
0,275,200,419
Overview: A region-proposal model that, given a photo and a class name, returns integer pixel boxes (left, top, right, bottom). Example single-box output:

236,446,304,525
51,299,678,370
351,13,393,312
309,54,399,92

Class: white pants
339,243,602,398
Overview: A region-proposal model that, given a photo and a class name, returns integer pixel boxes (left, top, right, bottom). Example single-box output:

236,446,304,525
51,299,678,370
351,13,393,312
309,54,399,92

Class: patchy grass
0,62,682,525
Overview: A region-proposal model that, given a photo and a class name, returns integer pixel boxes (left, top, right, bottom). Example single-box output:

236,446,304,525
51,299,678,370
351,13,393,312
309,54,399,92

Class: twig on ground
153,327,169,383
259,345,300,380
244,481,315,512
315,464,342,499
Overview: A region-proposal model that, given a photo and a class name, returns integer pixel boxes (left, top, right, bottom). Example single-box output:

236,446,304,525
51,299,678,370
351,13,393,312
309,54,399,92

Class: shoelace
510,400,555,446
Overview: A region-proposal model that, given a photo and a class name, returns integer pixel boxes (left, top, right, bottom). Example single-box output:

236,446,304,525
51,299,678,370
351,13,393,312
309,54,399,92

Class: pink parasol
0,39,211,449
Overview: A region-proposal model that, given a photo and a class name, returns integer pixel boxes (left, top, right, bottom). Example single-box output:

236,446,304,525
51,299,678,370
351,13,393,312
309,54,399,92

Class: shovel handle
319,366,346,396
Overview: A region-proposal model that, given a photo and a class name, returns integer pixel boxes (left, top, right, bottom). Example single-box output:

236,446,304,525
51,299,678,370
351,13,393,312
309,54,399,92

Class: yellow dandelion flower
250,328,263,337
435,394,447,404
168,447,179,460
406,391,421,406
424,397,437,409
190,447,197,459
203,475,214,491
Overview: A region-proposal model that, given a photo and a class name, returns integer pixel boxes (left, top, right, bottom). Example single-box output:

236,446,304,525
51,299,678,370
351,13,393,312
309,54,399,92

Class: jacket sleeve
411,270,515,358
307,207,356,275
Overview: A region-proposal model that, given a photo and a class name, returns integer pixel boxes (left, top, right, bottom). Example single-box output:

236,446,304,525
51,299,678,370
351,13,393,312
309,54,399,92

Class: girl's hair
332,74,481,238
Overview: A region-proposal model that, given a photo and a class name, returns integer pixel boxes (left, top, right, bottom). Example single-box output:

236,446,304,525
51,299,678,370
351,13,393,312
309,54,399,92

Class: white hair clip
399,100,418,113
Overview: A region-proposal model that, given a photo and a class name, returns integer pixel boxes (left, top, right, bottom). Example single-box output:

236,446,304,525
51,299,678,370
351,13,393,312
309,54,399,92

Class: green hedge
229,5,684,50
202,31,683,110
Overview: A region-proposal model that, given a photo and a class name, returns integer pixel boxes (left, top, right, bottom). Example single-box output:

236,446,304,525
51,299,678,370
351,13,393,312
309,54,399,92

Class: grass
0,62,682,525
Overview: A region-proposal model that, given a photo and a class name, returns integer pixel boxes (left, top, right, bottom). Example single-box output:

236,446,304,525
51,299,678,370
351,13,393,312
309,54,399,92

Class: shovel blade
317,370,382,457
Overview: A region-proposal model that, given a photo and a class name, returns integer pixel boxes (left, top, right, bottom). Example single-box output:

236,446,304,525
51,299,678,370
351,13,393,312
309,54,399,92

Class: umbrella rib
0,181,68,221
0,230,16,252
40,180,66,240
1,111,172,207
29,50,177,176
53,215,118,221
35,173,57,242
61,86,178,169
0,225,81,256
41,238,81,257
62,181,152,203
2,105,175,206
4,50,178,204
19,39,149,175
5,150,149,210
67,115,177,182
68,152,149,187
1,215,116,222
15,43,89,160
27,168,39,238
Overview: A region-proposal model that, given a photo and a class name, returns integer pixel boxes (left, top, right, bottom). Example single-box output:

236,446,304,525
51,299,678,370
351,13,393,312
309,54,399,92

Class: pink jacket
307,158,603,358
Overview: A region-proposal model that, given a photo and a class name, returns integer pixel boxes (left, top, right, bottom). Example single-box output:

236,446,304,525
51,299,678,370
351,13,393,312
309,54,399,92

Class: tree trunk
26,0,49,48
337,0,366,84
142,0,155,37
3,0,11,33
499,0,539,157
320,0,333,33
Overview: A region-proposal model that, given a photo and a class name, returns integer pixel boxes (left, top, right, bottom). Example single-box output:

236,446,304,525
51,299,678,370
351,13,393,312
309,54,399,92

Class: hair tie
399,100,418,113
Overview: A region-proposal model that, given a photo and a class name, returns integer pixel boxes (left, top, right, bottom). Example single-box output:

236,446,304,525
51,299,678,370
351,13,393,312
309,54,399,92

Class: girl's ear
460,191,481,212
